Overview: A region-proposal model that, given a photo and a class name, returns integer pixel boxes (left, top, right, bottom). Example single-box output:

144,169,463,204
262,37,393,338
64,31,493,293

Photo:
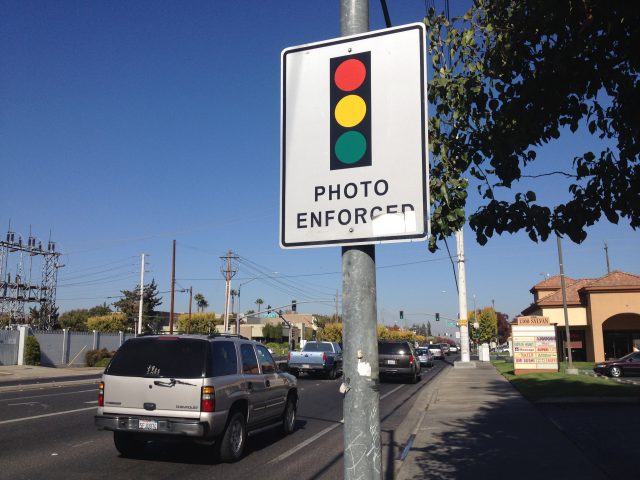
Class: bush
86,313,128,333
86,348,115,367
94,357,112,368
24,336,41,365
266,342,289,356
177,312,218,334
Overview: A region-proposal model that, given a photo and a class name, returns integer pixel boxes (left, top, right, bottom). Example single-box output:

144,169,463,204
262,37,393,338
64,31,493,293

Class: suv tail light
201,386,215,412
322,352,327,364
98,381,104,407
409,355,414,365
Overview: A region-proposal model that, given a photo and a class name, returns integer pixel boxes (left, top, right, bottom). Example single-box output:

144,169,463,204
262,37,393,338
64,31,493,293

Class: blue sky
2,1,638,336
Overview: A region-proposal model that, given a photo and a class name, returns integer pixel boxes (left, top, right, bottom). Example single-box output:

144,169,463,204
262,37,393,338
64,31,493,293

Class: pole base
454,361,477,369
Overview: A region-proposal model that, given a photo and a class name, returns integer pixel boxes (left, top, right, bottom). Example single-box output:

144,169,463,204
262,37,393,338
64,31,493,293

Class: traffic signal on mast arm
435,312,440,321
399,310,404,320
330,51,371,170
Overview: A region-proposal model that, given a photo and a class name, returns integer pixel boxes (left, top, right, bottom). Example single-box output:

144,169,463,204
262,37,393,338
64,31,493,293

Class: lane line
0,389,97,403
269,419,344,464
380,384,404,400
84,400,98,404
0,406,96,425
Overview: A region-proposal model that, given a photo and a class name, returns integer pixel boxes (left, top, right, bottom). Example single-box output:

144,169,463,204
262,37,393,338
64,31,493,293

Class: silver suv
95,334,298,462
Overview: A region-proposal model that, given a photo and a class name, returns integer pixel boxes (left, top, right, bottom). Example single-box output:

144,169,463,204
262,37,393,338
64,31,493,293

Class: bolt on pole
340,2,382,479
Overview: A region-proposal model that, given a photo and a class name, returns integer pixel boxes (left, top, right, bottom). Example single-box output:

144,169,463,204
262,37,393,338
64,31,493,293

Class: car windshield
106,337,207,379
427,345,440,350
416,348,428,354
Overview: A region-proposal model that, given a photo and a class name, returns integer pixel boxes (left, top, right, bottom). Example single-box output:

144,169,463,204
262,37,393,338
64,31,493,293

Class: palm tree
194,293,208,312
230,289,238,315
255,298,264,313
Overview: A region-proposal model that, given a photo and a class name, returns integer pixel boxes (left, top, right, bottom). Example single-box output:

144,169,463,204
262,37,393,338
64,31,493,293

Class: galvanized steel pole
340,2,381,479
556,234,574,369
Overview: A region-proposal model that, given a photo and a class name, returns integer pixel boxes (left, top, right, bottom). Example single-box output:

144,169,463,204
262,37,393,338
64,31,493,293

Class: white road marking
0,389,97,402
269,419,344,464
270,384,408,464
84,400,98,404
380,384,404,400
0,406,96,425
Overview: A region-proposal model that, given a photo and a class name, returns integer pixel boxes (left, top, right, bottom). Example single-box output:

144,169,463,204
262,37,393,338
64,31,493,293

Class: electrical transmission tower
0,226,63,329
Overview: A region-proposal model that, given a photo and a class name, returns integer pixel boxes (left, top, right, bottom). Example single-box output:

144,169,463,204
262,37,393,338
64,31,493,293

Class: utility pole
456,229,471,363
604,241,611,274
169,240,176,334
340,2,381,479
220,251,238,333
188,286,192,334
137,253,145,335
556,234,574,371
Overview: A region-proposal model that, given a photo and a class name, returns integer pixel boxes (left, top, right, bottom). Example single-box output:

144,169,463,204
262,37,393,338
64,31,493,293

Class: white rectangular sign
280,23,429,248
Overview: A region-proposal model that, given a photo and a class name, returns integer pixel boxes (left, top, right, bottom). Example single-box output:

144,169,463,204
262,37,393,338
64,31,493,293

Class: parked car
593,351,640,378
426,344,444,360
378,341,421,383
95,334,298,462
448,345,459,354
416,347,434,368
288,341,342,379
439,343,451,356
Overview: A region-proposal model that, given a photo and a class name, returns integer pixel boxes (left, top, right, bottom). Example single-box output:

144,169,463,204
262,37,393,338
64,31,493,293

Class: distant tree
255,298,264,313
317,322,343,343
88,303,112,317
469,307,498,344
58,309,90,331
0,313,11,328
262,322,283,342
177,312,218,334
29,304,59,330
246,309,255,315
193,293,208,312
496,311,511,344
86,313,128,333
112,279,162,332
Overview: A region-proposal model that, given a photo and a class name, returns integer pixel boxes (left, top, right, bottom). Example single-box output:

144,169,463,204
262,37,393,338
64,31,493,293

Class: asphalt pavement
3,361,639,479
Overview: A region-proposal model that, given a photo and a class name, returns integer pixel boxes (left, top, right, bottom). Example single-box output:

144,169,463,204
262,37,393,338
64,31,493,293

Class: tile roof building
522,271,640,362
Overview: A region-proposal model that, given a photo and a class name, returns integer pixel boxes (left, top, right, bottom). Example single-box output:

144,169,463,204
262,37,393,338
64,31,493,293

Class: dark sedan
593,351,640,378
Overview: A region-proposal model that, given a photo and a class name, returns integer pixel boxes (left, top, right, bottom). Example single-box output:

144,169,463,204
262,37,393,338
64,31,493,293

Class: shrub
85,348,114,367
94,357,112,368
177,312,218,334
24,336,41,365
86,313,127,333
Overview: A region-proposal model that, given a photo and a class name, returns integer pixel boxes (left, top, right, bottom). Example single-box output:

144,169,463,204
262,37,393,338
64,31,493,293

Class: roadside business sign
280,23,428,248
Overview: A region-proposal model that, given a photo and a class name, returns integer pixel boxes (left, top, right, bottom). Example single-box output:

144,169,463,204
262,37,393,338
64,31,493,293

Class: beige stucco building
230,312,317,347
521,271,640,362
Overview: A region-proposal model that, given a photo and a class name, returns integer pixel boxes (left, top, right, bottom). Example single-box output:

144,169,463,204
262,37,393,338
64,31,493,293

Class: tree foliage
262,322,283,341
112,279,162,332
425,1,640,250
58,309,90,331
317,322,343,342
28,304,59,330
177,312,218,334
86,313,128,333
193,293,208,312
469,307,498,344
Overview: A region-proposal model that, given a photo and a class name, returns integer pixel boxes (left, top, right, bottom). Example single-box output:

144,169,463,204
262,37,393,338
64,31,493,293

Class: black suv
378,341,421,383
95,334,298,462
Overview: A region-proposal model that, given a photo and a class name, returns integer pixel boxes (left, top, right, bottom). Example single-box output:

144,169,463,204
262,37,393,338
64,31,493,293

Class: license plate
387,359,396,365
302,364,310,369
139,419,158,430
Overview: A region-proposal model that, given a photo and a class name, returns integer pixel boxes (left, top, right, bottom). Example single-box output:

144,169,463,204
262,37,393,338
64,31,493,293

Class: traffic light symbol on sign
330,52,372,170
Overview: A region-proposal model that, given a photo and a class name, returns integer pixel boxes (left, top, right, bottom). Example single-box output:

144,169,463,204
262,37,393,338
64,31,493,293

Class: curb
394,363,449,479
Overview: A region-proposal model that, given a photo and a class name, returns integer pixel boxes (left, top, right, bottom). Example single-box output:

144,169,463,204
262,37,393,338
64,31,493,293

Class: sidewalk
0,365,103,392
396,362,609,480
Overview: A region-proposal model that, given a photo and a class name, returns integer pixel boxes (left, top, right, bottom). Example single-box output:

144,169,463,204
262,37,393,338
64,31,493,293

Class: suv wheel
609,366,623,378
327,366,337,380
282,396,297,434
219,411,247,462
113,431,145,457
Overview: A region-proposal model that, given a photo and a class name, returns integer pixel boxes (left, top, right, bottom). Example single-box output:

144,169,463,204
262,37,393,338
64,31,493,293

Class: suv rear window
378,342,411,355
106,337,207,379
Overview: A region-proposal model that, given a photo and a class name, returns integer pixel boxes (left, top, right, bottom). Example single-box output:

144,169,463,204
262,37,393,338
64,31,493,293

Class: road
0,358,453,480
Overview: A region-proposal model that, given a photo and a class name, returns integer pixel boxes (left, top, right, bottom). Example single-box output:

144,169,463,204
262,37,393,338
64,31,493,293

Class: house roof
522,270,640,315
